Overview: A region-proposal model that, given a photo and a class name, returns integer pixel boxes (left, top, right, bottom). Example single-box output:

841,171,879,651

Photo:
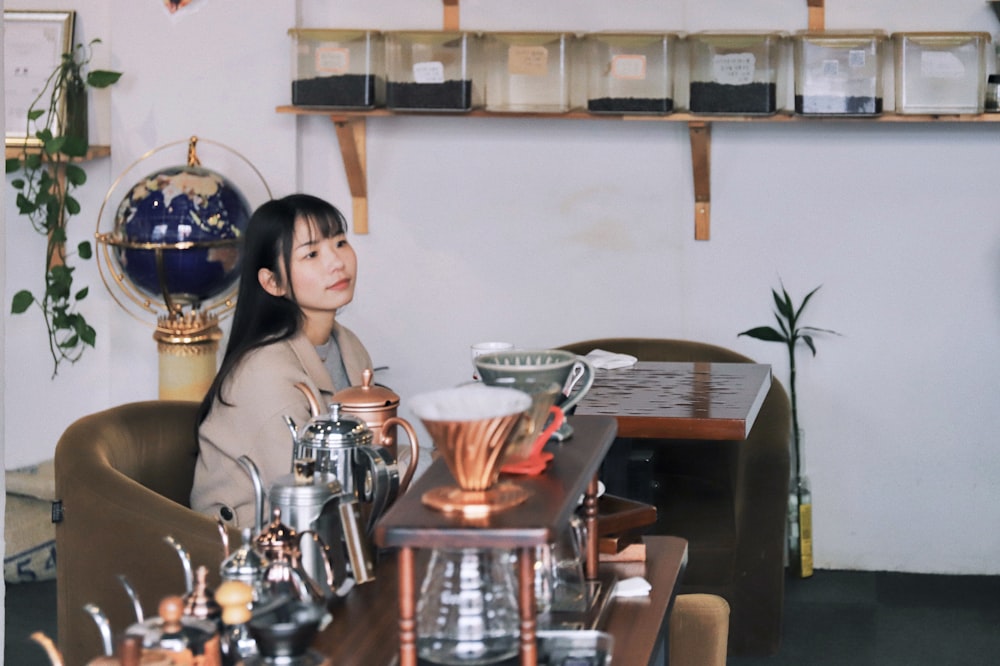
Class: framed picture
4,10,76,147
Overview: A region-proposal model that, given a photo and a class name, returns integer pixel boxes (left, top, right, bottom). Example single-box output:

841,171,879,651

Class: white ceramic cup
470,341,515,380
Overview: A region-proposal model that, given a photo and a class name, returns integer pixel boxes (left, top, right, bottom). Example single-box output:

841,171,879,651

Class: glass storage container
583,32,678,114
794,30,887,116
484,32,574,112
893,32,990,115
687,31,785,115
385,31,484,112
290,29,384,108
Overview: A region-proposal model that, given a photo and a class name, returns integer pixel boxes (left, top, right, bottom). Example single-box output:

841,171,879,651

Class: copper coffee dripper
409,385,532,518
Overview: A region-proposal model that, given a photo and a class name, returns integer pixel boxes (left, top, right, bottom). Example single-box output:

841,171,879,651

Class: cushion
5,460,57,583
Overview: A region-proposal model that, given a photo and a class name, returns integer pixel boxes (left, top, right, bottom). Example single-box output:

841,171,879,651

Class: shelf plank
4,144,111,160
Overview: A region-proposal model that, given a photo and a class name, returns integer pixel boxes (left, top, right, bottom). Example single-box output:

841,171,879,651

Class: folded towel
614,576,652,598
585,349,638,370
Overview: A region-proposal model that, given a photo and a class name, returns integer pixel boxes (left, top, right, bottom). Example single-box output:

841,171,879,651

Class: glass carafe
416,548,520,665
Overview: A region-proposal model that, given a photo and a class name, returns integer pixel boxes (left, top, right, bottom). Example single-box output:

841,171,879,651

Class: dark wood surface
312,535,688,666
375,415,619,550
573,362,772,440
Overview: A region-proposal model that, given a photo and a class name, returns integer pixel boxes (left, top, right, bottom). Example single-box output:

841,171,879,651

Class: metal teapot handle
296,530,338,595
382,416,420,494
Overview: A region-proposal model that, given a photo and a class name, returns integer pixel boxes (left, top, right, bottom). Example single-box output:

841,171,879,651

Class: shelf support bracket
688,121,711,241
807,0,825,31
442,0,460,31
331,116,369,234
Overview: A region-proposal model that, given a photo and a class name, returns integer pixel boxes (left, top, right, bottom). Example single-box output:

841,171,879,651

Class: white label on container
611,54,647,80
848,49,867,68
712,53,756,85
315,46,349,75
920,51,965,79
822,59,840,77
413,61,445,84
508,45,549,76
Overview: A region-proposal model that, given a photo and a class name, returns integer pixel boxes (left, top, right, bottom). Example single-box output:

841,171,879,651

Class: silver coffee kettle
238,456,373,598
284,393,418,537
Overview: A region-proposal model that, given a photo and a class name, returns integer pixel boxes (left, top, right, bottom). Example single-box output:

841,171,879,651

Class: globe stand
95,136,270,401
154,310,223,401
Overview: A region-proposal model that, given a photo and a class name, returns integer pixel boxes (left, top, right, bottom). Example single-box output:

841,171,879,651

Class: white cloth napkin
614,576,652,598
585,349,638,370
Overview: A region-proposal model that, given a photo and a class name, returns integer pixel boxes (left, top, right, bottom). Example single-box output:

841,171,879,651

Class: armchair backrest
54,401,234,666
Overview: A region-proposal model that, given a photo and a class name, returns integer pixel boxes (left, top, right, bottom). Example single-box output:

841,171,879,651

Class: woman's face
277,216,357,318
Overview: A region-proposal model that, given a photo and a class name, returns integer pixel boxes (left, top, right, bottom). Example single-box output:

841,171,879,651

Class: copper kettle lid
331,368,399,411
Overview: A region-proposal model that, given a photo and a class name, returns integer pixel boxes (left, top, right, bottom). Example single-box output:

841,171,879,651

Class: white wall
3,0,999,575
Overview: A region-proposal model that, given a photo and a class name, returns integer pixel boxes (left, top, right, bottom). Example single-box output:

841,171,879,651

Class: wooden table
311,535,688,666
572,362,772,440
310,415,689,665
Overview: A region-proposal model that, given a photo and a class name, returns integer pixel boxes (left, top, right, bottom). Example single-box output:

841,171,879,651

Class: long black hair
198,193,349,423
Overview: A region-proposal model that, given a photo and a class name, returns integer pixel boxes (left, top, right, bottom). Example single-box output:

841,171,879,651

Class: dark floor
729,569,1000,666
6,569,1000,665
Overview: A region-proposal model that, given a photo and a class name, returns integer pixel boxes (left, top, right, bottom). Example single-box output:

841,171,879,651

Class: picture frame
4,10,76,147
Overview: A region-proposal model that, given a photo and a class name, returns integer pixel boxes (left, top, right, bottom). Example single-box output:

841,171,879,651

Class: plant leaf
65,163,87,186
795,285,822,321
87,70,122,88
11,290,35,314
78,241,93,260
80,323,97,347
74,286,89,300
27,109,45,122
62,136,88,159
738,326,787,343
6,158,23,173
801,335,818,356
65,196,81,216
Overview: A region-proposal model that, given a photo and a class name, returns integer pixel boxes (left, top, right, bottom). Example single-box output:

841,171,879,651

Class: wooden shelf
277,104,1000,238
4,144,110,161
281,0,1000,238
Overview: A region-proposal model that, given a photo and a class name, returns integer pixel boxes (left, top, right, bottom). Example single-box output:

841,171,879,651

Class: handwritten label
413,61,445,84
508,45,549,77
611,54,647,80
712,53,756,85
315,47,349,75
848,49,867,68
920,51,965,79
822,59,840,77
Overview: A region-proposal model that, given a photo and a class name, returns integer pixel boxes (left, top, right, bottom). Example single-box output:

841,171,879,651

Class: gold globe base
154,311,222,402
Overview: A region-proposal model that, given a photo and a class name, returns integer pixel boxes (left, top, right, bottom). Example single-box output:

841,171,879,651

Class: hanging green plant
5,38,122,377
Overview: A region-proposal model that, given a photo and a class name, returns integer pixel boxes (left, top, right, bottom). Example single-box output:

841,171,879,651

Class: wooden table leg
585,474,600,580
518,546,538,666
398,546,417,666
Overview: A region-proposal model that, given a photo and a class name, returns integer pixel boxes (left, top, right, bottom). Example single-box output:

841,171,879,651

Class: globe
111,164,251,306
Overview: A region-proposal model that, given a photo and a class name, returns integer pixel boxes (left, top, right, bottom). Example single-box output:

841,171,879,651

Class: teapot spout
238,455,266,536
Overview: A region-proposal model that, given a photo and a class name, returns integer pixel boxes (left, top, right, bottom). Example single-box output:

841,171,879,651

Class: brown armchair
559,338,791,656
54,400,235,666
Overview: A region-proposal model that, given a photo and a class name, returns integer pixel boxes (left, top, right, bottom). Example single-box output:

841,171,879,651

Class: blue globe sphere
113,165,250,305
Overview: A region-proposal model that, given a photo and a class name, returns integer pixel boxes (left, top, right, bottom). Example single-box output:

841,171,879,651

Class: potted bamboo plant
5,39,121,376
739,282,840,578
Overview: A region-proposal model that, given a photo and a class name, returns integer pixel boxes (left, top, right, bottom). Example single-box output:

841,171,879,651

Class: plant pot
64,83,88,144
787,429,813,578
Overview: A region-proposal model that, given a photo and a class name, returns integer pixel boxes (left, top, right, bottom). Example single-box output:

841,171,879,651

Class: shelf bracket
688,121,711,241
807,0,825,31
442,0,460,31
331,116,369,234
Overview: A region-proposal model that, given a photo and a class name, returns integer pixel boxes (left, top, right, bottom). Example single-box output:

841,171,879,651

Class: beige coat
191,323,372,527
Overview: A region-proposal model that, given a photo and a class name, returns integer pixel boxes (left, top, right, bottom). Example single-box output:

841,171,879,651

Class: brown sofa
559,337,791,656
54,400,234,666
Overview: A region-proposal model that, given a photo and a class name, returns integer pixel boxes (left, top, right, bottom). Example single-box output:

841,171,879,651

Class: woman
191,193,372,527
